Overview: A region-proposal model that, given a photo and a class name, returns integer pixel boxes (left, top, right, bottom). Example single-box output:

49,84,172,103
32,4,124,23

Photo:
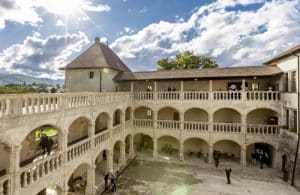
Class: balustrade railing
157,120,180,129
94,130,110,147
133,92,153,100
184,121,209,131
133,119,153,128
67,139,92,162
113,124,123,135
0,174,10,195
213,123,242,133
246,91,280,101
246,124,279,135
184,91,209,100
20,152,62,188
157,92,180,100
213,91,241,100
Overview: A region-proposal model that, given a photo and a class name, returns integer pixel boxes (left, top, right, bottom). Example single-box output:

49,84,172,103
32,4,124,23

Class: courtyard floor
99,151,299,195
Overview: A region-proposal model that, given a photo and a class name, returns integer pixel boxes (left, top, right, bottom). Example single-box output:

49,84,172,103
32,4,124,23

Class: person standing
46,136,54,155
104,173,109,190
110,174,116,192
225,168,232,184
39,134,48,155
259,154,264,169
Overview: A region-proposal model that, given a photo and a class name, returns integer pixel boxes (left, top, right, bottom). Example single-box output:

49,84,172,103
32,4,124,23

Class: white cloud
138,7,147,14
0,0,110,29
111,0,300,71
100,36,108,43
123,26,135,34
56,19,64,26
0,32,89,79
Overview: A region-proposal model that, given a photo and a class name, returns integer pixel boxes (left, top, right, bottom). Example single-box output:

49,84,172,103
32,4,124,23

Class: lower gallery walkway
100,152,299,195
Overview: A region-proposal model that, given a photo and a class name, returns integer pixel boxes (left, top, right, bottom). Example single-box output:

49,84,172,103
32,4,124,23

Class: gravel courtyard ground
100,153,299,195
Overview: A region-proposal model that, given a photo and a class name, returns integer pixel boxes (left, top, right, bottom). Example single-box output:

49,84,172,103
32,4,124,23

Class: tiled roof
60,39,131,72
114,65,282,81
263,43,300,65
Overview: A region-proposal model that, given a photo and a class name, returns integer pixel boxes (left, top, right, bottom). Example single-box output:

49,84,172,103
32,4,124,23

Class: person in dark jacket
39,134,48,155
225,168,232,184
104,173,109,190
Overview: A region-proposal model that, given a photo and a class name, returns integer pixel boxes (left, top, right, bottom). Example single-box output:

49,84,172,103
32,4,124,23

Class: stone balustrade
113,124,123,135
0,174,10,195
246,124,280,135
133,91,281,101
94,130,110,147
20,152,62,188
0,92,133,119
133,119,279,136
157,120,180,129
183,121,209,131
67,139,92,162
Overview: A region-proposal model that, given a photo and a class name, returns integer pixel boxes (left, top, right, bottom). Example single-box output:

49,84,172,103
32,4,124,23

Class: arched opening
20,125,61,167
184,108,208,122
183,138,209,162
0,142,10,177
247,109,278,125
68,117,90,146
246,143,275,167
213,108,241,123
134,133,153,157
125,134,132,160
68,164,89,194
157,107,180,121
157,136,180,159
95,150,110,190
95,112,110,134
134,106,153,119
36,185,63,195
213,140,241,163
113,109,122,126
125,107,132,121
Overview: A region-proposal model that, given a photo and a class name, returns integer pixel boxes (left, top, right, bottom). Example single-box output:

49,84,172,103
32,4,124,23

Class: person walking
110,174,116,192
39,134,48,155
46,136,54,155
259,154,264,169
225,168,232,184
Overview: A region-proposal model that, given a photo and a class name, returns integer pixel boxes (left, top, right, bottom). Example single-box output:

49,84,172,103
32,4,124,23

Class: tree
157,51,218,70
50,87,57,93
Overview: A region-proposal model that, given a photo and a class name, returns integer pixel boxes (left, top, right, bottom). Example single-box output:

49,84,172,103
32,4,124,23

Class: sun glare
46,0,82,16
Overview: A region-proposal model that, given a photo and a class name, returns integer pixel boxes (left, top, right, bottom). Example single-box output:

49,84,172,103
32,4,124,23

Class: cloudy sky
0,0,299,79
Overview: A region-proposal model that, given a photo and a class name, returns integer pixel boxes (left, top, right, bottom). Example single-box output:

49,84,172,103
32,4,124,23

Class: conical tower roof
60,37,131,72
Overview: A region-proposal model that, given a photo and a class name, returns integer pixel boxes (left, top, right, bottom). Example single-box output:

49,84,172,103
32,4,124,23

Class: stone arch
213,139,241,163
20,124,63,167
184,108,208,122
68,117,91,146
246,108,279,125
246,142,276,167
36,184,64,195
213,108,241,123
134,106,153,119
113,109,124,126
133,133,153,156
125,134,133,158
67,163,91,193
183,137,209,162
95,112,111,134
125,107,132,121
157,135,180,158
157,106,180,121
95,149,111,185
0,142,11,176
113,140,125,165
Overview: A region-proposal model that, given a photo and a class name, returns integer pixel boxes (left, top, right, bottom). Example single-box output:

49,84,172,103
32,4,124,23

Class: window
89,72,94,79
283,73,288,92
286,109,289,128
290,71,296,92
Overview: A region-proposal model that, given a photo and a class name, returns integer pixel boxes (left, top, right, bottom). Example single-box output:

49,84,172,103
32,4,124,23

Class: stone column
209,144,214,164
85,165,96,195
153,81,157,100
209,80,213,100
241,114,247,134
153,139,158,158
180,81,184,100
107,151,113,171
130,82,134,92
179,141,184,161
179,112,184,137
153,110,157,130
208,112,214,132
119,142,126,166
240,145,246,166
241,78,247,100
12,145,22,195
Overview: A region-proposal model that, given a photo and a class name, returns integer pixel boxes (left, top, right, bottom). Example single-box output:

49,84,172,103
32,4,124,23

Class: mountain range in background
0,73,64,86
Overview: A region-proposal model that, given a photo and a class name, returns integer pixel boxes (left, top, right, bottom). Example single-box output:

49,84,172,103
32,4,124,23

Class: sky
0,0,300,79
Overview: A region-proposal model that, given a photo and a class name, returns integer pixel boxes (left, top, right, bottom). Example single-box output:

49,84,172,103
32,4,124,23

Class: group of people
104,171,117,192
39,132,54,155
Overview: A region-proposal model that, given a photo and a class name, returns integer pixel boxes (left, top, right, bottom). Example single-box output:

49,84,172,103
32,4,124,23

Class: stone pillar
209,80,213,100
153,81,157,100
85,165,96,195
12,145,22,195
208,113,213,132
107,151,113,171
153,139,158,158
119,142,126,166
240,146,246,166
179,112,184,136
130,82,134,92
180,81,184,100
179,141,184,161
241,114,247,134
241,78,247,100
153,111,157,129
209,144,214,164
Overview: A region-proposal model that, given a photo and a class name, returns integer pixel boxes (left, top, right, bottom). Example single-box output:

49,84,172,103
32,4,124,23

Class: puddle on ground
121,160,202,185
